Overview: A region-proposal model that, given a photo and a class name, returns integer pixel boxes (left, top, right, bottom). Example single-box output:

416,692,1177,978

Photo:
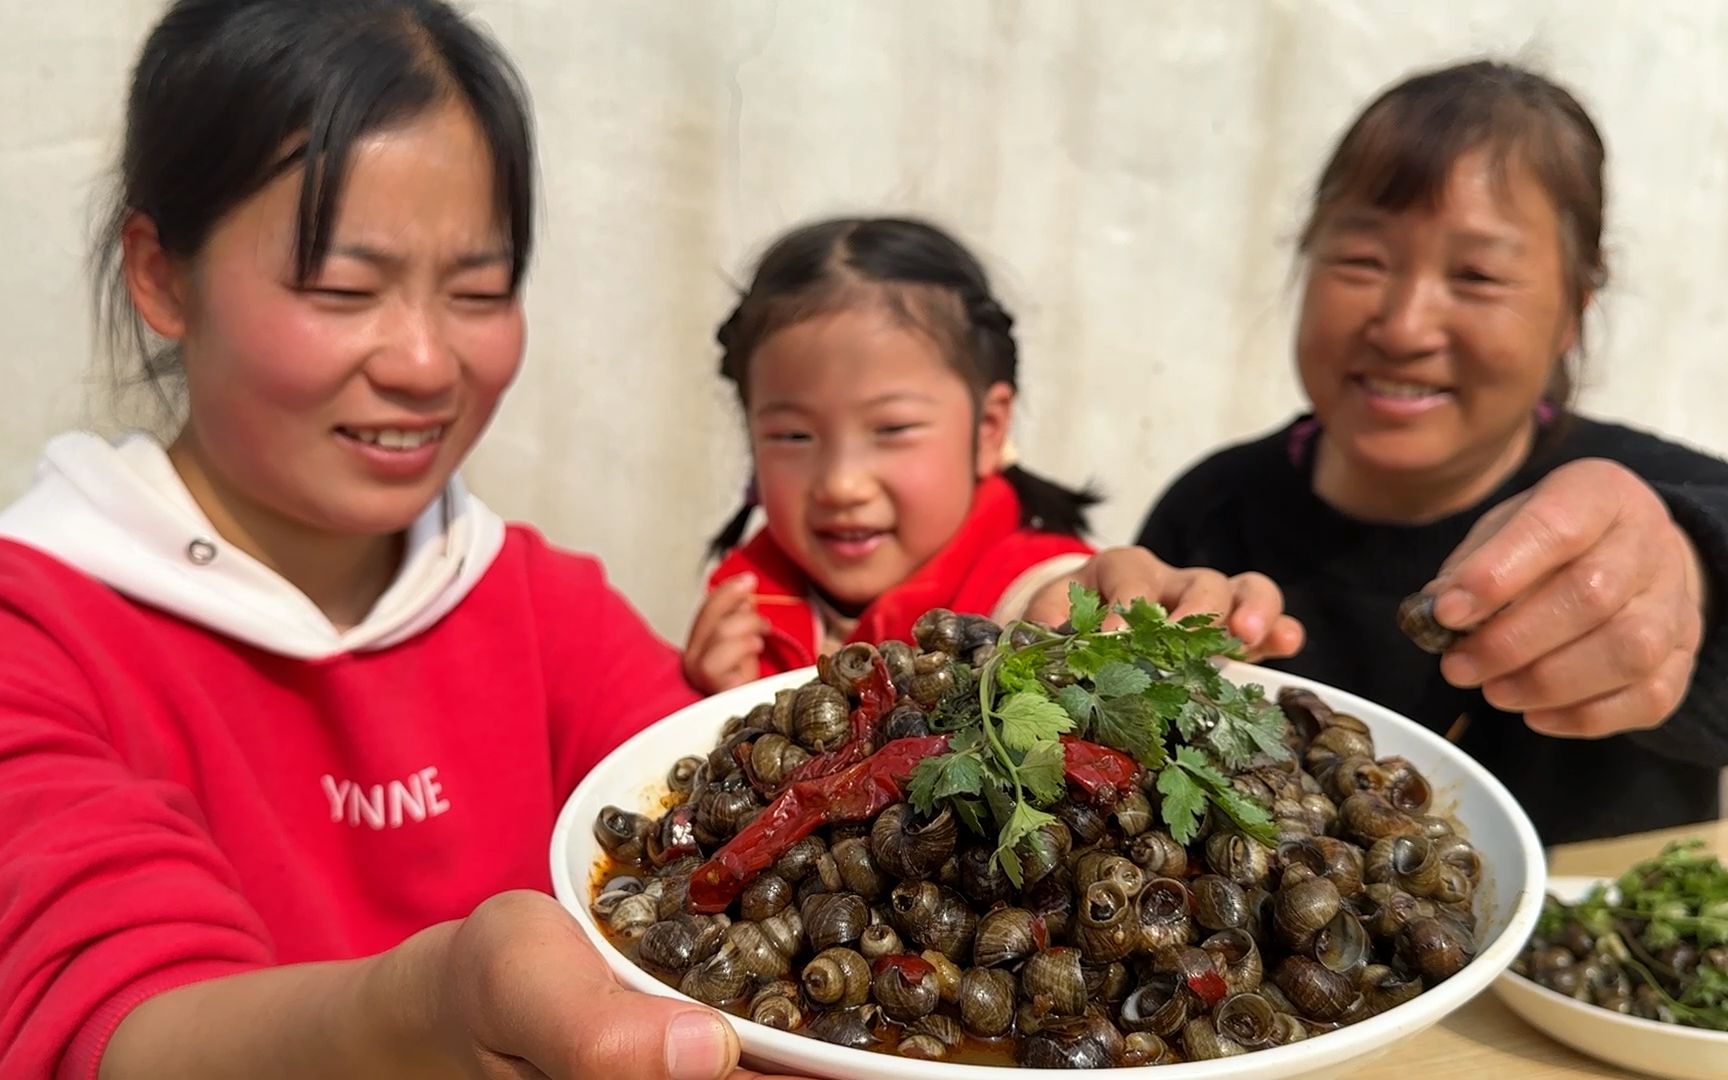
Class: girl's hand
1423,458,1708,737
1024,546,1305,660
428,890,819,1080
683,574,770,694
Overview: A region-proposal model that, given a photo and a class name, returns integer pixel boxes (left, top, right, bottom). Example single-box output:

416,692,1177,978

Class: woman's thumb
457,892,743,1080
567,990,741,1080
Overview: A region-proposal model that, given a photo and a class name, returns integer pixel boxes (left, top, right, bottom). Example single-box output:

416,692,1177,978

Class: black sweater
1136,415,1728,844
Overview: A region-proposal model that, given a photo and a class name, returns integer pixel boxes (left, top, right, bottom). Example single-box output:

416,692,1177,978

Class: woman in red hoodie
683,218,1305,693
0,5,1298,1077
0,3,805,1078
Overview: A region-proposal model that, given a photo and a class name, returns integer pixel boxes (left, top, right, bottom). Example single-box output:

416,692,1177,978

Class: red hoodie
0,433,698,1079
710,473,1093,675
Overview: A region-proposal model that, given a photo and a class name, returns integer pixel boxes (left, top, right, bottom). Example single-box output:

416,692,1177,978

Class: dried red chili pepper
1058,736,1139,806
849,656,895,741
780,657,897,788
687,735,949,913
686,733,1141,914
781,739,873,788
871,953,934,980
1186,968,1229,1007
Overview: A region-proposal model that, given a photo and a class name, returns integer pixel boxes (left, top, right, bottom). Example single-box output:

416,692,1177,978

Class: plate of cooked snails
553,608,1545,1079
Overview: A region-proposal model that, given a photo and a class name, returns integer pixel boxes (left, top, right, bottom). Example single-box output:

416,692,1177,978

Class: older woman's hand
1426,458,1709,737
1024,546,1305,659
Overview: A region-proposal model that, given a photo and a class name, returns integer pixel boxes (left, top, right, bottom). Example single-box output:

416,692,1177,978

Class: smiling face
1297,147,1580,517
747,303,1008,611
134,101,524,543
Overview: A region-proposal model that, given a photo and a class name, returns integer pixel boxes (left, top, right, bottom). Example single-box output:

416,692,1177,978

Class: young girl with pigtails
682,217,1101,693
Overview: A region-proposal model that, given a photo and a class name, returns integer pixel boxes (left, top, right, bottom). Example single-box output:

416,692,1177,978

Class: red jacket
710,474,1093,675
0,529,696,1079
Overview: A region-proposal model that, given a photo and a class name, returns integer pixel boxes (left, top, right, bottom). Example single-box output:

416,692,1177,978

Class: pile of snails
1513,903,1683,1022
592,612,1484,1068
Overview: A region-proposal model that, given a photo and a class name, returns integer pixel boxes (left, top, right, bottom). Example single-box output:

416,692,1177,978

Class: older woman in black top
1032,60,1728,844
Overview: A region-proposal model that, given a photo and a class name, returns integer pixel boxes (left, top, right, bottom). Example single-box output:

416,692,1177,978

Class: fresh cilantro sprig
905,584,1286,886
1158,746,1277,845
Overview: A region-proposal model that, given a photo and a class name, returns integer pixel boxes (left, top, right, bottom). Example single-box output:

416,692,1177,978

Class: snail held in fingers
1397,591,1470,655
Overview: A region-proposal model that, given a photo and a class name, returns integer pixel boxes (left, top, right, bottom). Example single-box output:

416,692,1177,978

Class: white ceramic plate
551,661,1547,1080
1493,875,1728,1080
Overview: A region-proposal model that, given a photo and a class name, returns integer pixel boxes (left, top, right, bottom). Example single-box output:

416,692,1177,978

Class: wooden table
1349,818,1728,1078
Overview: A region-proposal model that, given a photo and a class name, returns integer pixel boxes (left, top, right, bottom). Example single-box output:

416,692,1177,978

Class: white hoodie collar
0,431,506,660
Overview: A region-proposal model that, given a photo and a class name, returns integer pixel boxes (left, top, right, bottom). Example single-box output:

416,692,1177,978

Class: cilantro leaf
907,751,989,817
995,646,1046,696
949,726,985,755
1094,661,1152,700
1091,693,1166,768
1067,582,1105,635
1647,918,1683,950
1050,675,1166,768
1065,635,1132,679
993,803,1059,888
1175,656,1226,697
1221,697,1292,766
906,756,945,815
1017,741,1067,805
1173,747,1276,844
1055,684,1097,728
997,691,1074,752
1117,600,1236,675
1001,803,1058,846
935,754,986,800
951,796,990,837
1201,712,1256,769
1202,777,1277,845
1173,745,1220,775
1702,900,1728,949
1120,598,1171,655
905,749,988,808
982,779,1016,829
1156,764,1207,845
1118,596,1168,627
1182,624,1235,661
1163,678,1291,770
1145,680,1189,719
1175,700,1208,741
